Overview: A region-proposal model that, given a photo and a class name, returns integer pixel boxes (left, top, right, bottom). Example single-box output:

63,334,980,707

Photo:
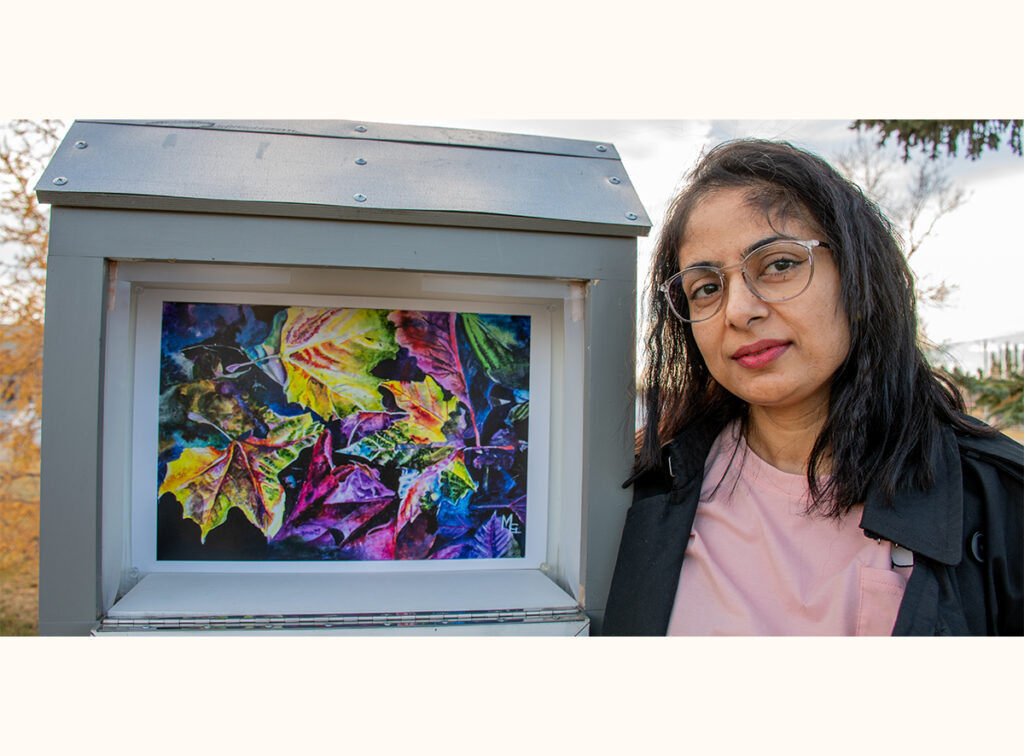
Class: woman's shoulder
952,416,1024,476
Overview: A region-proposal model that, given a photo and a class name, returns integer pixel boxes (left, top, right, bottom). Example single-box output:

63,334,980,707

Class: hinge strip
95,606,586,633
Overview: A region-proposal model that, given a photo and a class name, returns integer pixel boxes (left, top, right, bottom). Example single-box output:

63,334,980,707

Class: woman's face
678,187,851,418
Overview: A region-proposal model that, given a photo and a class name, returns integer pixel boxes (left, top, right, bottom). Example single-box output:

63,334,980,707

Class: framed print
130,289,553,572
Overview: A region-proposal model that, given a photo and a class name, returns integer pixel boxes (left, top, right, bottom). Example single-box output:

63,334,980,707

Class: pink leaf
338,521,396,560
395,514,436,560
276,430,395,545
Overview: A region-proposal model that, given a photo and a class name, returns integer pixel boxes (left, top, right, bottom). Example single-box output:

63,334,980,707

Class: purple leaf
338,410,405,446
464,444,515,471
429,540,474,560
337,521,396,560
508,496,526,526
471,513,513,558
324,465,394,506
275,430,396,546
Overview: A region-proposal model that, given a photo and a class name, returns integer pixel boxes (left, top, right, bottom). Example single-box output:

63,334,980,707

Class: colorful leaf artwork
156,301,532,562
159,409,322,541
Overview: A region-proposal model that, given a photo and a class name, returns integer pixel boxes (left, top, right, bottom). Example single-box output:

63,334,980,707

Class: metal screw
74,141,88,149
608,177,621,185
52,177,68,185
354,125,368,133
626,212,639,220
596,144,608,152
355,158,367,165
354,193,367,202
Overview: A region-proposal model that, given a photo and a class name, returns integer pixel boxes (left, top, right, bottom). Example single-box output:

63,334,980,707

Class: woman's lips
731,340,790,369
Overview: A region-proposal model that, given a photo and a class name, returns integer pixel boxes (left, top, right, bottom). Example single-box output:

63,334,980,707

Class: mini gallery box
35,119,649,635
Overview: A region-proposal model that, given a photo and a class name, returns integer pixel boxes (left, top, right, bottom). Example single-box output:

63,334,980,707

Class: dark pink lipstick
731,339,790,369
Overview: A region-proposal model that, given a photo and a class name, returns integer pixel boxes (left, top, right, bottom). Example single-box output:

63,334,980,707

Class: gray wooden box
35,120,648,635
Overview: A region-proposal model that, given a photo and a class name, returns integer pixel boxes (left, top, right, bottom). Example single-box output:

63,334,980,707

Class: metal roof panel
37,120,651,237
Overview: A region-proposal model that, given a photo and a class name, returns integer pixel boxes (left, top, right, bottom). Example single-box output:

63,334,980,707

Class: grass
0,495,39,636
0,567,37,635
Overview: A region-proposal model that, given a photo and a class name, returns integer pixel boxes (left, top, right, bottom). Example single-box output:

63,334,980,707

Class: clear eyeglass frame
659,239,830,323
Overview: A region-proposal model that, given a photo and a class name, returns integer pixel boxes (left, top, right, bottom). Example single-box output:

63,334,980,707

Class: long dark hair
637,139,990,517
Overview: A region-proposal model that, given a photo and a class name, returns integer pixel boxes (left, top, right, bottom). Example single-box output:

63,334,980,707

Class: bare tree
834,133,968,311
897,161,969,261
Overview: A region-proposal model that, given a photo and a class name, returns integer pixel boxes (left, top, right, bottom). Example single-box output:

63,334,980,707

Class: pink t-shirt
667,422,912,636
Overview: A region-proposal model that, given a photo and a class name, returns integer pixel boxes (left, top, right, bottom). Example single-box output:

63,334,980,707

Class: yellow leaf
444,454,477,493
381,375,459,444
265,307,398,420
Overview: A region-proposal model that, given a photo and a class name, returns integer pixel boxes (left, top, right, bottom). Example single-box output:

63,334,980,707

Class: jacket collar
859,423,963,565
659,419,964,566
622,421,720,490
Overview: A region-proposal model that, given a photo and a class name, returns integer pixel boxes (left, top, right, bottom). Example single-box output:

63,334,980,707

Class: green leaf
460,313,529,389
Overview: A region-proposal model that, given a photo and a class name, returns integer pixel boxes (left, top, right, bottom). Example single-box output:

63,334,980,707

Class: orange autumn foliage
1,119,64,634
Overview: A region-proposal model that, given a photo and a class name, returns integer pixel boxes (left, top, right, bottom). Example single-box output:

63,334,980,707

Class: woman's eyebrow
742,235,786,256
680,235,789,271
680,258,718,271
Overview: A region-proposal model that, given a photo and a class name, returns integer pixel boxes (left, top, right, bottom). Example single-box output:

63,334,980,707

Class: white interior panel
109,569,578,618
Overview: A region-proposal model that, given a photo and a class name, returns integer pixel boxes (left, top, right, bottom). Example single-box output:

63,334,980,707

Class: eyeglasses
660,239,830,323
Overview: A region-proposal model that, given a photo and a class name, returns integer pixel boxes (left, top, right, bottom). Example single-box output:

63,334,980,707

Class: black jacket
602,420,1023,636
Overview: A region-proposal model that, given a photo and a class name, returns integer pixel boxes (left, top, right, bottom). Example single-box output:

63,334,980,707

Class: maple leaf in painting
158,409,322,542
274,430,395,552
238,307,398,421
389,310,479,443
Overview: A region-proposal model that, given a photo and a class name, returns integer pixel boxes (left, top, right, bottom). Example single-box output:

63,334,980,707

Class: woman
603,139,1023,636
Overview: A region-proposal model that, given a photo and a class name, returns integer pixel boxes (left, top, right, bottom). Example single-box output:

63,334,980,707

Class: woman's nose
722,271,770,328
